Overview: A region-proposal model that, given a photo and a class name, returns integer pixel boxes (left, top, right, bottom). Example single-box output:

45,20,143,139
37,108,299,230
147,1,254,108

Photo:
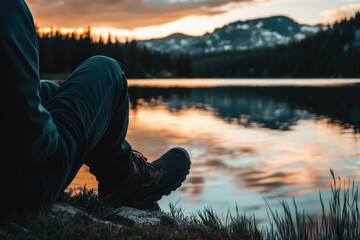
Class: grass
1,170,360,239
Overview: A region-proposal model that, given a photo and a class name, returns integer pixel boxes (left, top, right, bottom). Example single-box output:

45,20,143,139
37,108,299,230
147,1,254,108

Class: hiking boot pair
98,147,191,210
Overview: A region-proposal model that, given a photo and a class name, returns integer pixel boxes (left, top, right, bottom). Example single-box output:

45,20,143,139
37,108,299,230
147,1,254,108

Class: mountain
138,16,325,55
190,13,360,78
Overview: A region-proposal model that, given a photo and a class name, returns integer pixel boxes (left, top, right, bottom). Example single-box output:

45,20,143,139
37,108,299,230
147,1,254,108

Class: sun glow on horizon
37,14,231,42
33,1,317,41
30,0,360,41
35,0,360,41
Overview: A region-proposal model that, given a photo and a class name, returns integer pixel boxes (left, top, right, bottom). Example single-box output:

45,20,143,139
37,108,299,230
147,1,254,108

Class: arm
0,0,59,166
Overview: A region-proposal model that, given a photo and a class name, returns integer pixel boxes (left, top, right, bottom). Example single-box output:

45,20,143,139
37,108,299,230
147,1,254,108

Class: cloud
26,0,271,29
340,0,359,2
320,3,360,24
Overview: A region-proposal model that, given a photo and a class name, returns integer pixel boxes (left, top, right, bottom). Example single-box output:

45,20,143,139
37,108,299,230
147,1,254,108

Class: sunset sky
27,0,360,40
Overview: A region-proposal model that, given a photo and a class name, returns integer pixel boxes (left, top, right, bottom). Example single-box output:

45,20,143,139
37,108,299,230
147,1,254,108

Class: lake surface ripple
70,79,360,224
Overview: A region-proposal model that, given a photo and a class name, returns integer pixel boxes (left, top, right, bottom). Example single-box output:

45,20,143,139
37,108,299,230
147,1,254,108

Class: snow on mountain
138,16,324,55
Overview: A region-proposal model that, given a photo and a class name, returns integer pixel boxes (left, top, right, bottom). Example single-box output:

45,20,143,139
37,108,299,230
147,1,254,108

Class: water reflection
69,80,360,224
129,84,360,133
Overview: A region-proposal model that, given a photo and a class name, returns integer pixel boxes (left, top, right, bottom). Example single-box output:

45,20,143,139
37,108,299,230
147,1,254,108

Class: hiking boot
98,147,191,209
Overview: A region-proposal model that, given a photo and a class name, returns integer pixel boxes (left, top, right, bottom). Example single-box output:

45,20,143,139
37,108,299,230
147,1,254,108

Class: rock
104,206,193,228
1,202,210,239
50,203,84,217
50,203,123,231
49,203,194,229
7,222,31,234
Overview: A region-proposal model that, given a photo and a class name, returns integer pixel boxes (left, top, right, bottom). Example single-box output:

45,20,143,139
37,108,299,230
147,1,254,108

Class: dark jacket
0,0,59,168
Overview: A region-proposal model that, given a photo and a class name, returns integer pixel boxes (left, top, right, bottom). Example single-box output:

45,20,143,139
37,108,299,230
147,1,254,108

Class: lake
69,78,360,225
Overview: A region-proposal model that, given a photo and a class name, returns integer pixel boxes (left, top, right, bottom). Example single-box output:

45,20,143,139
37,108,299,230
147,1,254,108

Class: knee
85,55,127,85
87,55,125,74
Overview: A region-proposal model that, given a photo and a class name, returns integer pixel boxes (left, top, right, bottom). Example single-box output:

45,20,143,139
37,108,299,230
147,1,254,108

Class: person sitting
0,0,191,216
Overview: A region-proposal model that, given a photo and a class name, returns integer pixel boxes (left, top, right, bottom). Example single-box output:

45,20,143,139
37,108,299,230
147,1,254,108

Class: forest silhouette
37,28,193,79
37,13,360,78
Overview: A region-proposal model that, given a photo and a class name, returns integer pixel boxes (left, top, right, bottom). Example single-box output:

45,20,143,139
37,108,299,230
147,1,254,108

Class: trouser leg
19,56,133,211
57,60,134,188
46,56,133,188
40,78,133,187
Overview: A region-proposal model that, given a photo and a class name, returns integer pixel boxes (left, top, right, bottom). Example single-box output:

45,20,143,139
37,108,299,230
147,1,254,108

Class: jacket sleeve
0,0,59,166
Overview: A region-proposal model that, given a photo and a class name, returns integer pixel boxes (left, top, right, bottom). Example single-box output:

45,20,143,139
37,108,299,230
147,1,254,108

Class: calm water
69,79,360,224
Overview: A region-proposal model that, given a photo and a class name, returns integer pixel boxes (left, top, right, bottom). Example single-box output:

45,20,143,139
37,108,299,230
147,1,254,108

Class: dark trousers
39,57,133,187
14,57,133,215
0,1,132,215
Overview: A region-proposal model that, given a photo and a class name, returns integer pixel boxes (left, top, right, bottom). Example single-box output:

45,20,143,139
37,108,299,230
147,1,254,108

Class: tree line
192,13,360,78
37,13,360,79
37,28,193,79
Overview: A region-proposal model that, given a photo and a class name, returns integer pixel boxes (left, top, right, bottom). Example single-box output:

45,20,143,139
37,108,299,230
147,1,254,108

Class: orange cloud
27,0,272,29
320,4,360,24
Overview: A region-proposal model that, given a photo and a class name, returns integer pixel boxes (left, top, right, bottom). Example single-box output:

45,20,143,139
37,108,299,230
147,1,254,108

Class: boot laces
131,150,163,179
